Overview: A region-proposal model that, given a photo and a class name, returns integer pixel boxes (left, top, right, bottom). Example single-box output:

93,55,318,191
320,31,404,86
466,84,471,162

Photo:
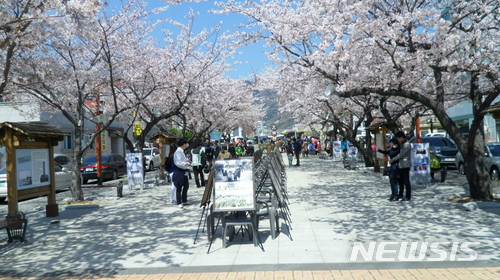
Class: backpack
235,146,243,155
191,148,204,166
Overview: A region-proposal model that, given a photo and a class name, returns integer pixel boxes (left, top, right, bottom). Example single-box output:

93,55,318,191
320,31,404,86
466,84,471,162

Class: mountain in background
254,89,295,132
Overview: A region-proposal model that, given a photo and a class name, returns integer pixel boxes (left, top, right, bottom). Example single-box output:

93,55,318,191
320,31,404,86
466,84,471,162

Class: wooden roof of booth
150,132,178,143
365,121,389,132
0,122,69,142
481,102,500,119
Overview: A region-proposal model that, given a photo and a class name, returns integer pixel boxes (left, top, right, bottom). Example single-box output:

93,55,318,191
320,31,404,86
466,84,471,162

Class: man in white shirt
172,138,192,208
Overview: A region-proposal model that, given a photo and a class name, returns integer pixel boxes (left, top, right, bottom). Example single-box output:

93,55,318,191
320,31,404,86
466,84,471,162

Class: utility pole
95,92,102,185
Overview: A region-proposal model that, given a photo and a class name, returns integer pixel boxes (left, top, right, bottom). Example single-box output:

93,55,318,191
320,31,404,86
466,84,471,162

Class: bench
81,181,124,197
1,212,28,243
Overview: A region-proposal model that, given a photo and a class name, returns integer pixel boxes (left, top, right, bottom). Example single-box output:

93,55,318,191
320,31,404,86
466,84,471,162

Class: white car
0,162,72,203
135,148,160,171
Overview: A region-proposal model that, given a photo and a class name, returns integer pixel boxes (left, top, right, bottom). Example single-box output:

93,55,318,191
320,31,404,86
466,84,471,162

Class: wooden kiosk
366,122,389,173
0,122,69,218
150,132,178,180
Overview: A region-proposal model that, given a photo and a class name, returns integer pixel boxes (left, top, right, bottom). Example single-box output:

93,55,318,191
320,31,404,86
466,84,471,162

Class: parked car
0,162,71,203
80,154,127,184
134,148,160,171
54,153,73,170
455,142,500,179
410,137,459,167
425,133,446,137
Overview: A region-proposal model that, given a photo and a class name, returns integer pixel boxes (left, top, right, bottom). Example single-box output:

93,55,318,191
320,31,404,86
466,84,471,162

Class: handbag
383,168,390,176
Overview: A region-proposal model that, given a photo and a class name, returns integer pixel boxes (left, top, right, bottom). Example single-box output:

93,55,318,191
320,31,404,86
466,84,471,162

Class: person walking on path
302,140,309,159
205,143,214,170
378,138,404,201
246,141,255,156
390,131,412,201
341,138,348,159
218,146,232,159
235,143,244,157
191,142,207,188
228,143,236,158
286,139,294,166
213,142,221,159
173,138,192,208
294,137,302,166
308,141,315,157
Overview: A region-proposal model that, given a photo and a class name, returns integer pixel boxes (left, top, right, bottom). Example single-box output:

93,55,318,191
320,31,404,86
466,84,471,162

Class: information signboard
410,143,431,184
213,158,255,212
15,149,50,190
126,153,144,185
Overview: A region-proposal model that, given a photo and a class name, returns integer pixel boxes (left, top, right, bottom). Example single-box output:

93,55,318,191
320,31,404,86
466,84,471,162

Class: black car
80,154,127,184
410,137,459,167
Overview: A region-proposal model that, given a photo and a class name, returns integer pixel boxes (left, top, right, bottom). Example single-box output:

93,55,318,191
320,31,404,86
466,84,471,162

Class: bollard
117,181,123,197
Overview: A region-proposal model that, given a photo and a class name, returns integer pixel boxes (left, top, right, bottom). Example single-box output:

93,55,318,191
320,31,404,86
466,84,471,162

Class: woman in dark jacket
378,138,404,201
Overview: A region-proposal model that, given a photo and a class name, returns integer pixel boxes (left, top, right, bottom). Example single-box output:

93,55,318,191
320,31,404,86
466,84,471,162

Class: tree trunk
70,123,85,201
464,154,493,199
463,133,493,199
362,151,374,167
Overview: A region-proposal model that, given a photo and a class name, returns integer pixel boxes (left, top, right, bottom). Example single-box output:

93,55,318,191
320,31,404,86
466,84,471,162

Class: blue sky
109,0,271,79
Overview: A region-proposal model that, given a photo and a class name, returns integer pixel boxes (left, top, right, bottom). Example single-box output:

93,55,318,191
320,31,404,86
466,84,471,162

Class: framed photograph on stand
213,159,255,212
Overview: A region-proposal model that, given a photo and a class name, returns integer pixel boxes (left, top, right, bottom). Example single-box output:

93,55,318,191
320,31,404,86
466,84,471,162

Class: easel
193,169,214,244
206,159,264,253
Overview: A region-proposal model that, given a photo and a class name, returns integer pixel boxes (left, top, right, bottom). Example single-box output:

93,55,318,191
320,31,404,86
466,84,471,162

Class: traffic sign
133,121,142,135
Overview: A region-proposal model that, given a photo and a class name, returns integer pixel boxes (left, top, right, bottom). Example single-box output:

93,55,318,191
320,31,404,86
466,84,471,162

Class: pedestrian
267,140,275,154
308,141,315,156
235,143,244,157
326,141,331,156
286,139,294,166
164,143,176,184
191,142,207,188
173,138,192,208
218,146,232,159
205,143,214,170
246,141,255,156
294,137,302,166
378,138,404,201
371,140,377,161
228,143,236,158
390,131,412,201
165,143,177,204
302,139,309,158
213,142,221,159
341,138,348,158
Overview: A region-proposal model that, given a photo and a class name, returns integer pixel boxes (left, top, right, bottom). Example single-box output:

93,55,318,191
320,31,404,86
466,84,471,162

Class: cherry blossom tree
336,0,500,199
217,1,424,164
218,0,500,199
117,9,255,156
4,0,190,200
183,77,263,142
1,0,101,100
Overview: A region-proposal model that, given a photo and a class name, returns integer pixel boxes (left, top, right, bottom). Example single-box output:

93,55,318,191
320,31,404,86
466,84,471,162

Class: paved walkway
1,153,500,279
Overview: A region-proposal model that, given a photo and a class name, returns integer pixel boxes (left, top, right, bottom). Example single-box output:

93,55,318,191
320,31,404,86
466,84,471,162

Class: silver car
455,142,500,179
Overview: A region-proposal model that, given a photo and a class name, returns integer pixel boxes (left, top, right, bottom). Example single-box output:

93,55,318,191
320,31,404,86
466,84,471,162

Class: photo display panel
213,159,255,212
